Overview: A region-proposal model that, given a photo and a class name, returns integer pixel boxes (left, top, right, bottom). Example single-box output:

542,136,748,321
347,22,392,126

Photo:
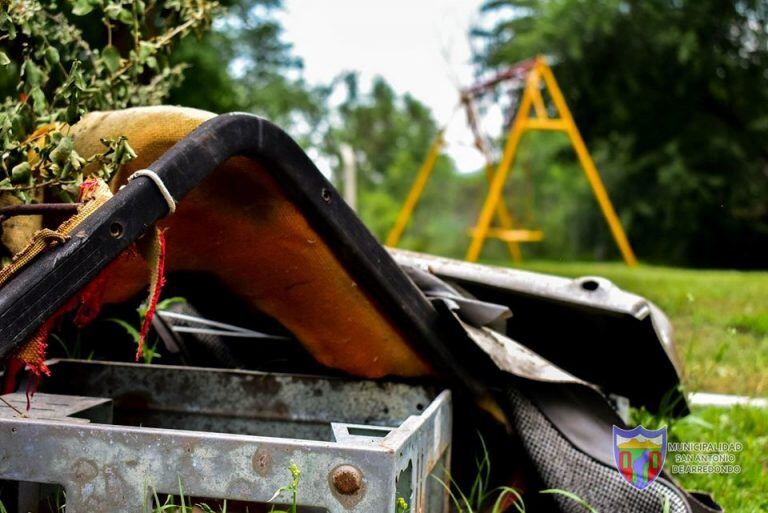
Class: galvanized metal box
0,360,451,513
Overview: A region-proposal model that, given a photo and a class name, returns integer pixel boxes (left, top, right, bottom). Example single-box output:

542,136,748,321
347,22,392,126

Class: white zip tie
128,169,177,215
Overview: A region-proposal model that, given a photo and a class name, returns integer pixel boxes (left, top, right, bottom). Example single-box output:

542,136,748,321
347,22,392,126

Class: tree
323,74,470,250
475,0,768,268
168,0,328,143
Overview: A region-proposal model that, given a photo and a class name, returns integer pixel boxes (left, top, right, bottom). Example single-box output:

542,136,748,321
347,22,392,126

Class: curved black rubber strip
0,113,488,397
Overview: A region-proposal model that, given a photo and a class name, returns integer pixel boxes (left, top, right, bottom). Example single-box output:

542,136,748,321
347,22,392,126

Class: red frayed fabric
3,247,136,404
136,228,167,361
73,271,109,328
19,318,55,379
11,305,70,409
24,374,42,411
78,178,101,200
16,292,82,382
2,234,161,399
73,247,138,328
1,179,170,405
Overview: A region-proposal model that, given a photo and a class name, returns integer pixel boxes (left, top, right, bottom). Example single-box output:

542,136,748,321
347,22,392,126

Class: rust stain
71,458,98,482
251,447,272,477
328,464,366,509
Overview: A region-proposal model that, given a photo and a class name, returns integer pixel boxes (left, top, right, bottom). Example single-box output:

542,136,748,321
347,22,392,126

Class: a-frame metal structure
467,56,637,265
386,78,540,263
388,55,638,267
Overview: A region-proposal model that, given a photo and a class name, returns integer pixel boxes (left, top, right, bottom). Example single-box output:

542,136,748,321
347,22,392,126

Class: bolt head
331,464,363,495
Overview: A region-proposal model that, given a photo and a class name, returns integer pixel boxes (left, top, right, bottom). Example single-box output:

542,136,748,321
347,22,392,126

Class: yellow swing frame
388,56,637,267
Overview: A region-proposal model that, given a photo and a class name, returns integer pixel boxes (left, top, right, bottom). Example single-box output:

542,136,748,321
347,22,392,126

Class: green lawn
665,405,768,512
513,261,768,511
630,403,768,512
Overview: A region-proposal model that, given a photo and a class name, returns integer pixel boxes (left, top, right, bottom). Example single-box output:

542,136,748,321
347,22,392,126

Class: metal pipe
0,203,78,222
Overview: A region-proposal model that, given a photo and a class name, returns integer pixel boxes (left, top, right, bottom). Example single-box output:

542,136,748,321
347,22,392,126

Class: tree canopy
474,0,768,267
168,0,328,142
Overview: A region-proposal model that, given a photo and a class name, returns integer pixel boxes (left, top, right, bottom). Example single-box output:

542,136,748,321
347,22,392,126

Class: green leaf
138,41,155,60
71,0,94,16
44,47,60,66
539,489,598,513
1,13,17,40
50,136,74,166
11,162,31,184
102,46,121,74
0,51,9,66
157,296,186,311
104,3,122,19
29,87,47,114
117,8,134,25
106,318,140,344
22,60,43,87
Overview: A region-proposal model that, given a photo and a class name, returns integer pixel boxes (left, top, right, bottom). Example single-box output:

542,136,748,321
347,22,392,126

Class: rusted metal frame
388,58,544,255
460,58,536,98
0,203,79,223
0,395,451,513
465,61,540,262
0,360,452,513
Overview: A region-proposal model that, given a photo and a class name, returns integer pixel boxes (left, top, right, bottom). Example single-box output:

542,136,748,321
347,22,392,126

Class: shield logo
613,425,667,490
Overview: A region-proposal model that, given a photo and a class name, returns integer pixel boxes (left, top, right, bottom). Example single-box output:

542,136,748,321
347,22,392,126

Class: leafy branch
0,0,219,204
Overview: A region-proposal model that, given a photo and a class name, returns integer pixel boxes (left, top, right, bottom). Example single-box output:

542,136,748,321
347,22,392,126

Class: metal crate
0,360,451,513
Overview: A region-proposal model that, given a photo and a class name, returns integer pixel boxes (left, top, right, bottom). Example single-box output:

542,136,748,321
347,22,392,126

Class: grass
632,403,768,513
666,405,768,512
0,467,301,513
434,437,606,513
436,407,766,513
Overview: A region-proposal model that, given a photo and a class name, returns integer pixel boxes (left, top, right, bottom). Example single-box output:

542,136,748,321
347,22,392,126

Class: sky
279,0,498,172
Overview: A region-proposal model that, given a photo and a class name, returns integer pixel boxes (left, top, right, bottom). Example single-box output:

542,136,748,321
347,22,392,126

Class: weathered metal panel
0,360,451,513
